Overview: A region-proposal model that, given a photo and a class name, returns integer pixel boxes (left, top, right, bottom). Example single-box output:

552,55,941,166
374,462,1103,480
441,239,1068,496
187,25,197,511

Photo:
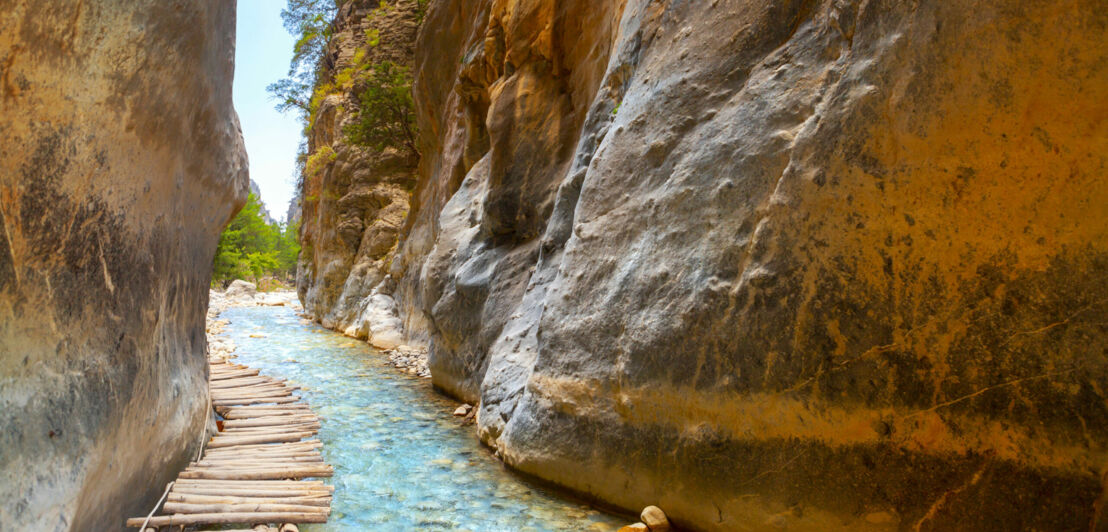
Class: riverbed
217,305,627,531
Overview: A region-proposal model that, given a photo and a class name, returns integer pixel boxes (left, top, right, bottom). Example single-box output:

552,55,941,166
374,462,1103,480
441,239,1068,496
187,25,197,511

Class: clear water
217,305,628,532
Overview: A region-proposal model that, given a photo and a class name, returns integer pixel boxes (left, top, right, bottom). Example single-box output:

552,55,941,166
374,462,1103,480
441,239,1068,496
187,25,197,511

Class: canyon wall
0,1,247,530
305,0,1108,529
296,0,420,350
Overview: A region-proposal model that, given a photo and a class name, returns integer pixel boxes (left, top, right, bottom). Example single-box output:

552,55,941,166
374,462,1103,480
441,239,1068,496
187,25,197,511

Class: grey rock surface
397,0,1108,530
302,0,1108,529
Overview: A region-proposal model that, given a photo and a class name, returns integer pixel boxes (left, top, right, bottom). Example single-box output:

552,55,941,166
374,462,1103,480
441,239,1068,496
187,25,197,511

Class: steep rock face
296,0,420,345
0,2,247,530
386,0,1108,530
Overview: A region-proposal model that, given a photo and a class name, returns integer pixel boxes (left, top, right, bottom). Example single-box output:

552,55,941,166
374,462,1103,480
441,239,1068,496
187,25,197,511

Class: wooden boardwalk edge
126,355,332,530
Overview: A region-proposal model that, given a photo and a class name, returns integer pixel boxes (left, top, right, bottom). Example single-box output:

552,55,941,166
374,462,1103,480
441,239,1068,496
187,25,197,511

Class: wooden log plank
209,363,248,370
210,390,292,397
171,485,332,493
218,410,310,420
169,488,330,498
210,370,260,381
218,430,320,439
207,434,318,446
177,468,333,480
213,396,301,407
201,438,323,449
183,465,333,474
222,416,319,428
219,406,312,414
220,425,320,436
171,484,329,491
204,448,323,458
218,411,311,420
210,385,289,394
171,482,331,490
193,460,325,470
223,419,319,427
209,365,252,372
173,479,327,486
161,502,329,514
200,451,323,460
213,384,297,395
167,493,331,506
218,407,312,416
126,511,327,527
198,455,324,466
209,376,282,386
208,432,314,448
201,449,323,460
212,392,295,403
210,378,279,389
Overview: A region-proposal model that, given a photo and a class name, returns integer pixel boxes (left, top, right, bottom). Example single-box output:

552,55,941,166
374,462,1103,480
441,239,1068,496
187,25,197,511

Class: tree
342,61,418,157
267,0,338,122
212,194,299,286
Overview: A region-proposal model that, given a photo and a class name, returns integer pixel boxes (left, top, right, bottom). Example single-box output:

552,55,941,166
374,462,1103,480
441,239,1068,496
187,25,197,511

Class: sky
233,0,301,224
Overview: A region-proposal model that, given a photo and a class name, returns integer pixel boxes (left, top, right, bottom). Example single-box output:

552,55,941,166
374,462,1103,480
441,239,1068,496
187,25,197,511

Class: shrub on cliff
342,60,418,157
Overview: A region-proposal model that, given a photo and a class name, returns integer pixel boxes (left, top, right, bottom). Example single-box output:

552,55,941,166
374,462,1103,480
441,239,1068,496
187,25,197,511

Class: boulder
640,506,670,531
225,279,257,300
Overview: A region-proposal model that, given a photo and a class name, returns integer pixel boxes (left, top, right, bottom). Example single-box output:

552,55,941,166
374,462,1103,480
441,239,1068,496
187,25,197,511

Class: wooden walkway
126,356,332,530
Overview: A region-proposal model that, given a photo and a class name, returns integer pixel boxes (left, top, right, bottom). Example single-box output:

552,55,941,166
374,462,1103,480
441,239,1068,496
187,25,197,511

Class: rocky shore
382,345,430,379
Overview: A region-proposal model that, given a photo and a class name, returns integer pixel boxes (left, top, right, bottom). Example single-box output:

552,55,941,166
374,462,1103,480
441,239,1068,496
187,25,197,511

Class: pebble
454,404,473,416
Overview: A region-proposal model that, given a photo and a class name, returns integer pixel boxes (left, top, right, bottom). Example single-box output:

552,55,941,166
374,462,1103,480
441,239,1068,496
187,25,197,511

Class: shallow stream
218,305,627,531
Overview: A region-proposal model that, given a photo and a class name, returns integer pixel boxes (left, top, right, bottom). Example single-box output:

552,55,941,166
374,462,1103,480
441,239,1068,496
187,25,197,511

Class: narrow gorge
3,0,1107,530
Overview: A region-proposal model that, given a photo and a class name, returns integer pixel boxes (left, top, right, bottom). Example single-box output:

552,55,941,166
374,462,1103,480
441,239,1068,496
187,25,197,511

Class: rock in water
225,279,258,300
640,506,670,531
454,404,473,417
0,1,247,530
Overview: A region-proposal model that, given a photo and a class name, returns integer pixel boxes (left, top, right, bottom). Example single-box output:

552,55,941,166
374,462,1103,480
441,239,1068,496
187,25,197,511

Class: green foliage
305,146,337,176
267,0,338,122
212,194,300,285
342,61,418,157
364,28,380,48
415,0,430,24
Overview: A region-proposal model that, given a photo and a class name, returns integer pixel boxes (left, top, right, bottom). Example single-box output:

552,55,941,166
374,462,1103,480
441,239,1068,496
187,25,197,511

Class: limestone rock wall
298,0,1108,529
390,0,1108,529
295,0,420,347
0,1,248,530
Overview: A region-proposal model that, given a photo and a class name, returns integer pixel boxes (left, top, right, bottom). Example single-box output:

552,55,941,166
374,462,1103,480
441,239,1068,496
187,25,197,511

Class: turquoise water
218,305,627,531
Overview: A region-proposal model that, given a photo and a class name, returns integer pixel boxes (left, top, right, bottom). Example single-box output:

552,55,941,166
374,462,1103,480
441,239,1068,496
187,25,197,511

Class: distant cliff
0,1,248,529
299,0,1108,529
